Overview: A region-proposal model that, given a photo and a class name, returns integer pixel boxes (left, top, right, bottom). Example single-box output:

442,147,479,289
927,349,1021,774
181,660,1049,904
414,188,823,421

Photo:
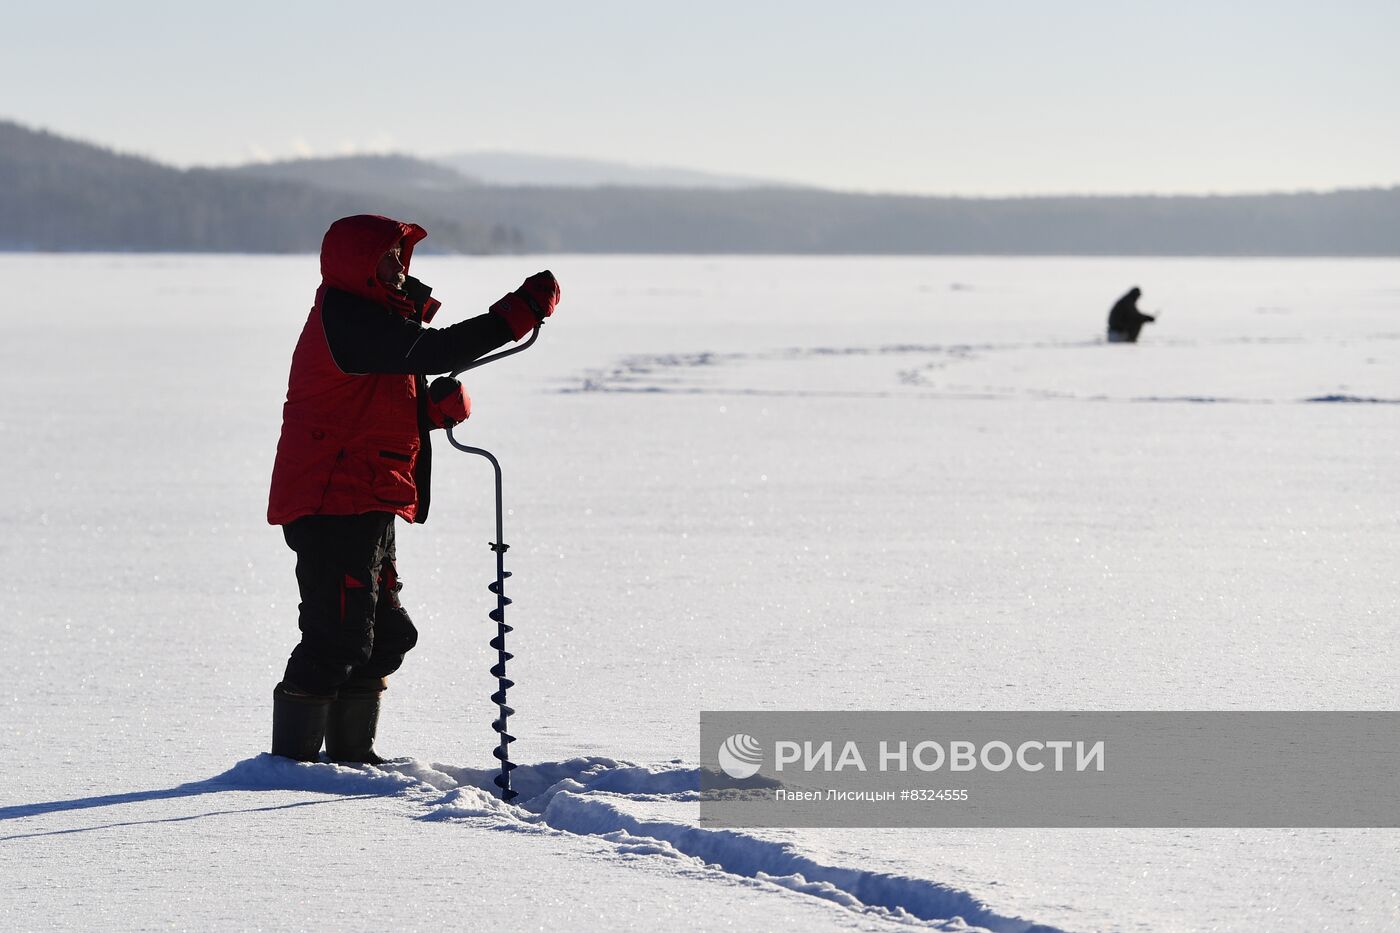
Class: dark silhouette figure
1107,287,1155,343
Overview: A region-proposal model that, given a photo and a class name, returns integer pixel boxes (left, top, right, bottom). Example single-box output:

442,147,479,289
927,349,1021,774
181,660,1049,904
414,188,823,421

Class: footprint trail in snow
211,755,1064,933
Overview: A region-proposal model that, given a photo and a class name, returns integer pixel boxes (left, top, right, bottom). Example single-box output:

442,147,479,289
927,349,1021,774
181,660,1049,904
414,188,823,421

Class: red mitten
491,270,560,340
518,270,560,318
428,376,471,428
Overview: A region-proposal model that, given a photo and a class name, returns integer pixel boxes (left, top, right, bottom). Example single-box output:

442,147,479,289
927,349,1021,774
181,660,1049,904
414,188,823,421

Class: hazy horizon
13,116,1400,202
3,2,1398,198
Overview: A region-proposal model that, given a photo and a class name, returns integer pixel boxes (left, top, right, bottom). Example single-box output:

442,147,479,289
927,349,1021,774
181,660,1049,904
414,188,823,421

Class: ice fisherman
266,214,560,763
1106,287,1155,343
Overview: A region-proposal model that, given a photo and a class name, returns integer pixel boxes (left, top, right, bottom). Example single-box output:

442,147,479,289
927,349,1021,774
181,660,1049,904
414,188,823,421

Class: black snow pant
281,512,419,696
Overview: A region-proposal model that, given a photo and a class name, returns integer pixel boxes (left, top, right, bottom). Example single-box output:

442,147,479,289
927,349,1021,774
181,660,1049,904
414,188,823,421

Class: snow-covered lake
2,254,1397,932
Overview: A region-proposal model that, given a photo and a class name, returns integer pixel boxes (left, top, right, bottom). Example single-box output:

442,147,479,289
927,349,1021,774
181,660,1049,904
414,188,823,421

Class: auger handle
450,323,542,379
445,319,537,451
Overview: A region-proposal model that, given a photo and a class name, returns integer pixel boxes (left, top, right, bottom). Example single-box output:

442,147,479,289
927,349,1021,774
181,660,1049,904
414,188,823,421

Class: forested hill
3,120,1398,256
0,122,511,252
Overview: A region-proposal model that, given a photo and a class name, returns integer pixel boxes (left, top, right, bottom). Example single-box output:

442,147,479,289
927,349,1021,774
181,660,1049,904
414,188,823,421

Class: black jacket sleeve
321,287,515,376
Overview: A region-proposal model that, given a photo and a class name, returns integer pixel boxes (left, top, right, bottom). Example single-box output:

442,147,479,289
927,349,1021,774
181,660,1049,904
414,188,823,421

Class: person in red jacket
267,214,559,764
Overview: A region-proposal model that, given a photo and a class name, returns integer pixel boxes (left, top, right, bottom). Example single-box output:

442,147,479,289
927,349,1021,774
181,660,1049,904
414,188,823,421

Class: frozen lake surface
2,254,1397,931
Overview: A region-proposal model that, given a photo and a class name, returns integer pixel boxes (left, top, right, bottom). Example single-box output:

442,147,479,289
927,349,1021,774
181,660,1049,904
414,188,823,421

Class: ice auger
444,324,542,803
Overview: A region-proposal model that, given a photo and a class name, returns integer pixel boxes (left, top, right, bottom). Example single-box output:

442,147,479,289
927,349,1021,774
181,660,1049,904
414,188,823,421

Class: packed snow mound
214,754,428,794
198,754,1062,933
430,755,706,804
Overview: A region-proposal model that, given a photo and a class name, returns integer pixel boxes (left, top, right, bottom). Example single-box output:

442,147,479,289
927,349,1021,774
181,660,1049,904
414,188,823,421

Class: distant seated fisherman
1107,287,1156,343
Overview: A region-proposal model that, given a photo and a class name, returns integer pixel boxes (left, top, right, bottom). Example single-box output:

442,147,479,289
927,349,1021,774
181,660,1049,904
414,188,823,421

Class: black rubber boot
271,682,332,761
325,677,388,765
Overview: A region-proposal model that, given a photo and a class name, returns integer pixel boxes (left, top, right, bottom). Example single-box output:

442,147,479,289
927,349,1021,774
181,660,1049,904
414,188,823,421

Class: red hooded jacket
267,215,513,525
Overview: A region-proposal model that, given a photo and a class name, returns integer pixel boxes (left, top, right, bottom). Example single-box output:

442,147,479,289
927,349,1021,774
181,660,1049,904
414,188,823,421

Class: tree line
3,120,1397,256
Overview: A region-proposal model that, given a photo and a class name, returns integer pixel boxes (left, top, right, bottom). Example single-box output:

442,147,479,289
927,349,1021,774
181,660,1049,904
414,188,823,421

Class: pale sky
4,0,1397,196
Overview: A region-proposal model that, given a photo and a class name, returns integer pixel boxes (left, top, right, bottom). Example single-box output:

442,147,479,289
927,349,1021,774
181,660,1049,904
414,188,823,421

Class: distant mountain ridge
430,151,793,189
2,120,1397,255
236,154,481,192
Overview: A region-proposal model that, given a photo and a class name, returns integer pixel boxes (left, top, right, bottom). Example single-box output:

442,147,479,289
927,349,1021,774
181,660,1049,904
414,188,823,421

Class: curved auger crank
444,325,541,802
